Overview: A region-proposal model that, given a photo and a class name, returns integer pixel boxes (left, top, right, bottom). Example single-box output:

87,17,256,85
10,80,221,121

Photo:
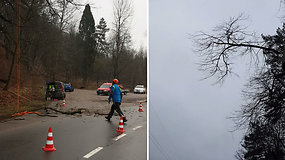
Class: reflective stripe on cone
116,116,125,133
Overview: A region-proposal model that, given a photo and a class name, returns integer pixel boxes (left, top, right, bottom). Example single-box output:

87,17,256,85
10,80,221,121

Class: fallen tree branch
37,114,58,117
45,107,83,115
96,113,108,115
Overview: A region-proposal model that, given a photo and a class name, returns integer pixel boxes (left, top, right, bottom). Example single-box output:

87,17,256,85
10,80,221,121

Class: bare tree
192,14,281,83
0,0,145,92
110,0,133,79
53,0,80,32
0,0,32,90
192,13,285,159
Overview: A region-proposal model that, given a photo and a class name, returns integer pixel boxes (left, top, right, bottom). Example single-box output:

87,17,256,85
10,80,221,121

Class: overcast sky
150,0,282,160
74,0,147,50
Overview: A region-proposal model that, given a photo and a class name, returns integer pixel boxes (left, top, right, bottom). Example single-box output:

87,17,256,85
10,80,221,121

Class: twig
7,91,32,102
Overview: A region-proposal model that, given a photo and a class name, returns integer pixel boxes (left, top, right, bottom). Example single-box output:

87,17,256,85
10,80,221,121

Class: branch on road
45,107,85,115
36,114,58,117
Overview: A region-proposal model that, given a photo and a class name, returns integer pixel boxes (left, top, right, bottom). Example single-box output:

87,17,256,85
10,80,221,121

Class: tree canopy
193,14,285,160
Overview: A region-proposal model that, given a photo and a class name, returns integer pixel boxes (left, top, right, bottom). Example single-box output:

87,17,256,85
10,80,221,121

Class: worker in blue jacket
105,79,127,122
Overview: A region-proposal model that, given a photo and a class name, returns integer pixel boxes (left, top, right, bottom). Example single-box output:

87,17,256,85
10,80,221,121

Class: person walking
105,79,127,122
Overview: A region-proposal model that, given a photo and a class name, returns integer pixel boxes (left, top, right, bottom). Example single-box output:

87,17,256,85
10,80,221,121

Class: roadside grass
0,87,48,120
0,100,47,120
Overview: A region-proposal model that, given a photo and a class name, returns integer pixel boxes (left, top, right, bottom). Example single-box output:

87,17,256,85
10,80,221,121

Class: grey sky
74,0,147,50
150,0,282,160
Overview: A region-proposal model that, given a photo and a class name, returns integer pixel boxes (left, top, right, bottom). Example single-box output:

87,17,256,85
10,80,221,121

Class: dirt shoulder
0,89,147,132
0,88,147,124
49,89,147,115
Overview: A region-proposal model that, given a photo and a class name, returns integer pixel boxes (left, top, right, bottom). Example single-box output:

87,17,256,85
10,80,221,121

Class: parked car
97,83,112,95
64,82,74,92
134,85,146,94
45,81,66,100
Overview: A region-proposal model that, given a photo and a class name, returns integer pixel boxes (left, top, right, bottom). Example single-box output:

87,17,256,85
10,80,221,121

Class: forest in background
0,0,147,117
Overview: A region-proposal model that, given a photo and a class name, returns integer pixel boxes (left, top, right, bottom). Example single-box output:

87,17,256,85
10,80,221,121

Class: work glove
108,97,111,104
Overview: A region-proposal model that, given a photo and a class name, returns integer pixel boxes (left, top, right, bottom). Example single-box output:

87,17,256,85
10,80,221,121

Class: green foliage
79,4,95,42
96,17,109,55
78,4,97,85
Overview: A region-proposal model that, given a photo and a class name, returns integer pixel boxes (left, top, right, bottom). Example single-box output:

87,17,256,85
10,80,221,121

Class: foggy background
149,0,282,159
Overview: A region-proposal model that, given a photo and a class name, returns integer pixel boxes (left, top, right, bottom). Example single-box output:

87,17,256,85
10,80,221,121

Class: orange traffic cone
138,102,143,112
62,99,66,107
42,127,56,152
116,116,125,133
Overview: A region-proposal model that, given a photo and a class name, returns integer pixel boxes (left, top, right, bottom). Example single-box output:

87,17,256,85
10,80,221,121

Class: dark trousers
107,102,124,118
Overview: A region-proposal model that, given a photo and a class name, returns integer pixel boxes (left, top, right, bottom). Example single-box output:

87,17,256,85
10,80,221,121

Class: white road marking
113,133,127,141
83,125,143,158
132,125,142,131
83,147,103,159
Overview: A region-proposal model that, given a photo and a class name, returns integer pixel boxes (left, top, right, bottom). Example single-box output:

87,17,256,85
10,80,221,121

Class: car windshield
136,85,144,88
47,83,62,91
100,84,111,88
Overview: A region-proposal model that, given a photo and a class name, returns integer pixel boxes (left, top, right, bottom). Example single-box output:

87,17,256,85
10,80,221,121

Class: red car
97,83,112,95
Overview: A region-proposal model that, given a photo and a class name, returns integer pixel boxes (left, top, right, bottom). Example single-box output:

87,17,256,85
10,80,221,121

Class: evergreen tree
96,17,109,55
238,24,285,160
240,121,285,160
261,25,285,123
78,4,97,85
79,4,95,41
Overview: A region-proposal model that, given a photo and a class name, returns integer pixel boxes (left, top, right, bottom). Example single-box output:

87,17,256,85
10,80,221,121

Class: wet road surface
0,104,147,160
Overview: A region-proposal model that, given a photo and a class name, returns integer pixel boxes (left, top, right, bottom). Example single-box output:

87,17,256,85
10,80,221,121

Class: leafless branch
191,13,280,83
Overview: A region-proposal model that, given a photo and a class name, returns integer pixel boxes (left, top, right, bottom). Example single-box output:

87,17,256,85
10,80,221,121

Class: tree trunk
3,48,16,90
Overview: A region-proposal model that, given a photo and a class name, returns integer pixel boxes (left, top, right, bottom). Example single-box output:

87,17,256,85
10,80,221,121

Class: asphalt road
0,91,147,160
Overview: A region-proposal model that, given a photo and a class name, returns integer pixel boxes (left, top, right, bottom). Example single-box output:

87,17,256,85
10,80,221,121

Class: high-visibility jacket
109,84,122,103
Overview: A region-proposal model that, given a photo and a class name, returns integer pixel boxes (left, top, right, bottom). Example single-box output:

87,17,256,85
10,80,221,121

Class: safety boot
123,117,127,123
105,116,111,121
